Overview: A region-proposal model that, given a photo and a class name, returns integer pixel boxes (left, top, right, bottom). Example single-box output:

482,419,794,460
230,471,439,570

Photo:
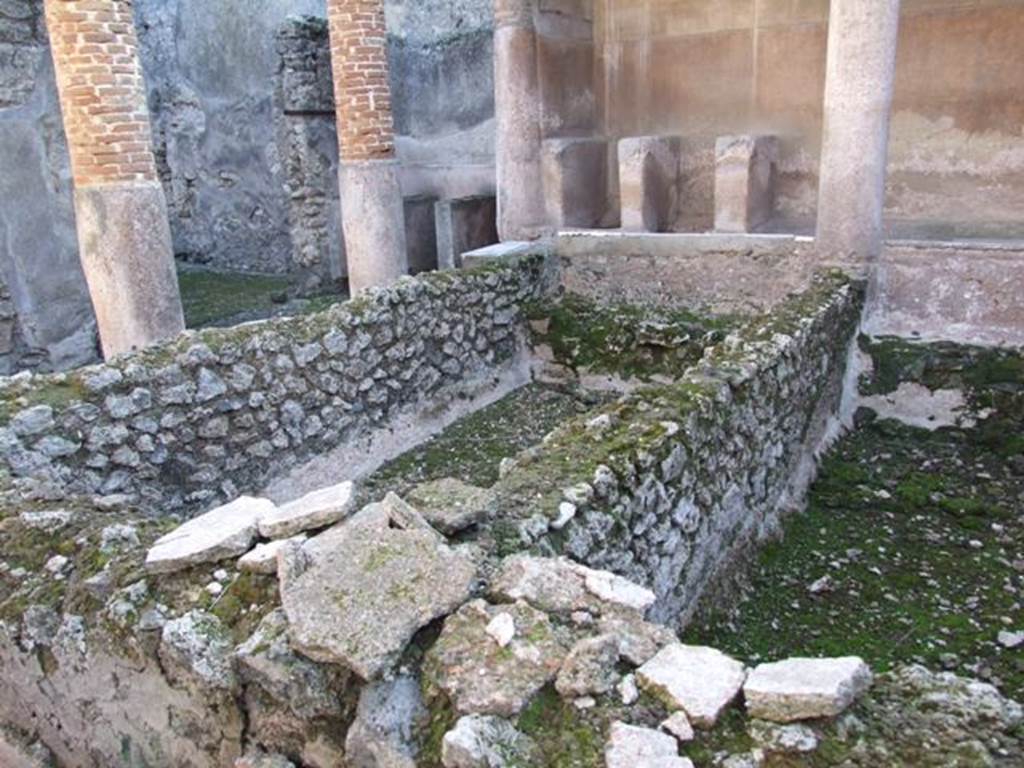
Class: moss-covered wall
491,272,866,625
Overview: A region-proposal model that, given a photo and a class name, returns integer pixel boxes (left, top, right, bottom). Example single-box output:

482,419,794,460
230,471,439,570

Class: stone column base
72,181,185,358
339,159,408,294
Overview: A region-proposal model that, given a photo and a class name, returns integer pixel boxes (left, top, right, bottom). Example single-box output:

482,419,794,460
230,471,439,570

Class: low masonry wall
0,254,552,511
496,272,865,625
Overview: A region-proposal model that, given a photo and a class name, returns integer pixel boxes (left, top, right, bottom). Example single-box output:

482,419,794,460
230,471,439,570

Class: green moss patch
526,293,738,381
687,340,1024,699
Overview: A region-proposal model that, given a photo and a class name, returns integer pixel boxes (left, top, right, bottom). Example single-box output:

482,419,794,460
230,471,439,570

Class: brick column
494,0,548,241
816,0,902,261
43,0,184,358
327,0,407,294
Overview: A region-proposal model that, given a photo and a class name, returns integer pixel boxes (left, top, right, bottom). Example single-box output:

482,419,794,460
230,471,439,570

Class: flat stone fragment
441,715,536,768
280,495,477,680
146,496,276,574
637,644,746,728
259,481,356,539
744,657,872,723
237,535,306,575
406,477,497,535
748,721,819,753
660,712,694,743
605,722,694,768
427,599,570,717
490,554,655,618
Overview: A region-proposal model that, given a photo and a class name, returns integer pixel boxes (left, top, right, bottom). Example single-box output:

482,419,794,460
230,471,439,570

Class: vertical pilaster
494,0,548,241
43,0,184,358
327,0,408,294
815,0,902,261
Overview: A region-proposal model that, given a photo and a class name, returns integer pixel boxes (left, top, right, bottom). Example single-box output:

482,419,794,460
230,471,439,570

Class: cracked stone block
279,494,477,680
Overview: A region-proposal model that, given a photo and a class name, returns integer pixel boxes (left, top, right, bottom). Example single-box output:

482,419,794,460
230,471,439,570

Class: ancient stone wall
500,272,864,624
0,255,550,512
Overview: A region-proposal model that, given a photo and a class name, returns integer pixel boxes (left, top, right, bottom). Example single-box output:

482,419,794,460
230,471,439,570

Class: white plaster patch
859,382,974,431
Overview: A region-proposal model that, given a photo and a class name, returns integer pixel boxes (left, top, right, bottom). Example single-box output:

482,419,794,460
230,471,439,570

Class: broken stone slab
279,494,477,680
406,477,497,535
146,496,277,574
744,657,872,723
345,674,426,768
258,481,356,539
238,535,307,575
490,554,655,619
18,509,75,531
555,633,621,699
427,599,571,718
637,644,746,728
235,609,350,720
441,715,536,768
604,722,694,768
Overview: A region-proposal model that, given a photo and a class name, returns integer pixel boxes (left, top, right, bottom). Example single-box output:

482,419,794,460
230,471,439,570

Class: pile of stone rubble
142,483,881,767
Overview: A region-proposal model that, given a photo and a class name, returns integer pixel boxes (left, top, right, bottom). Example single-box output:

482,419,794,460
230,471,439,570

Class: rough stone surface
555,633,621,698
748,721,819,754
259,481,356,539
637,644,746,728
279,495,477,680
345,675,426,768
159,611,237,693
441,715,535,768
235,609,350,721
145,496,276,574
406,477,497,535
744,657,873,723
605,722,694,768
427,599,570,717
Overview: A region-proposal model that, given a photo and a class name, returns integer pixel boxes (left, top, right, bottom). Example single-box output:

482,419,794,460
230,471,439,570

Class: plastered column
494,0,548,241
327,0,407,294
43,0,185,359
815,0,902,261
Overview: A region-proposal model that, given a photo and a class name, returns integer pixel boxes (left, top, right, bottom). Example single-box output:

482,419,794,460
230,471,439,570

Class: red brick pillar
494,0,548,241
43,0,184,358
327,0,408,294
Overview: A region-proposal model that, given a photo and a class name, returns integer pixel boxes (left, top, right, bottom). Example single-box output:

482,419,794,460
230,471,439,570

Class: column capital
495,0,535,29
